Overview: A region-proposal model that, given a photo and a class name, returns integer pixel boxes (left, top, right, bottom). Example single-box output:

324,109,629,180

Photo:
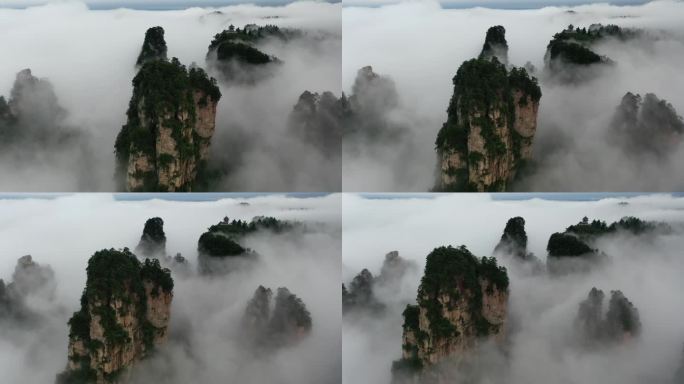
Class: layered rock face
392,246,509,382
435,28,541,191
242,285,312,349
135,217,167,257
479,25,508,64
609,92,683,158
57,249,173,384
115,29,221,192
575,287,641,347
136,26,168,67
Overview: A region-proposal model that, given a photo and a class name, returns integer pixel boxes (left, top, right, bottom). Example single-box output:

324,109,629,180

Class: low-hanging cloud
0,0,340,191
342,193,684,383
342,0,684,191
0,193,341,384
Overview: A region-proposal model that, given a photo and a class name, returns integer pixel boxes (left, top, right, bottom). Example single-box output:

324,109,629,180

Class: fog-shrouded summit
289,90,344,160
479,25,508,65
56,248,173,384
242,285,312,351
575,287,641,348
0,255,56,323
391,245,509,383
609,92,683,159
197,215,297,275
136,26,168,67
205,24,291,85
543,24,643,83
135,217,167,257
0,69,96,189
434,40,541,191
115,28,221,192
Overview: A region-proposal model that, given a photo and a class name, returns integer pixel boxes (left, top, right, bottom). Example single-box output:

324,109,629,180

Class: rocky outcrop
115,29,221,192
135,217,166,257
206,24,290,84
494,217,529,260
575,287,641,347
197,216,294,275
435,56,541,191
479,25,508,65
392,246,509,382
544,24,640,83
242,285,312,350
435,27,540,191
609,92,683,159
136,26,167,67
57,249,173,384
289,90,345,157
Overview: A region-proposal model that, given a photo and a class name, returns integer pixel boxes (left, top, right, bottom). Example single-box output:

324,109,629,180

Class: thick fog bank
0,1,340,191
342,194,684,383
342,0,684,191
0,194,341,384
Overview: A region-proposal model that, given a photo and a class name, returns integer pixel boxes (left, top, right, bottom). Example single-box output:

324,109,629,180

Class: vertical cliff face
435,28,540,191
115,29,221,192
242,285,312,350
392,246,509,382
57,249,173,384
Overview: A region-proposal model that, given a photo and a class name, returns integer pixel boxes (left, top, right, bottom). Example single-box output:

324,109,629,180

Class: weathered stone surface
58,250,173,384
392,246,509,383
435,29,540,192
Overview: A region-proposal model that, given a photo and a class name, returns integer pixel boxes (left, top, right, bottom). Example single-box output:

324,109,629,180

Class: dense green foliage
435,56,540,191
417,246,508,339
115,56,220,191
208,24,293,51
197,232,246,257
499,216,528,250
136,26,168,66
207,216,298,237
215,42,272,64
547,233,593,257
565,216,668,239
547,40,603,65
545,24,636,68
479,25,508,61
62,248,173,382
140,258,174,294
